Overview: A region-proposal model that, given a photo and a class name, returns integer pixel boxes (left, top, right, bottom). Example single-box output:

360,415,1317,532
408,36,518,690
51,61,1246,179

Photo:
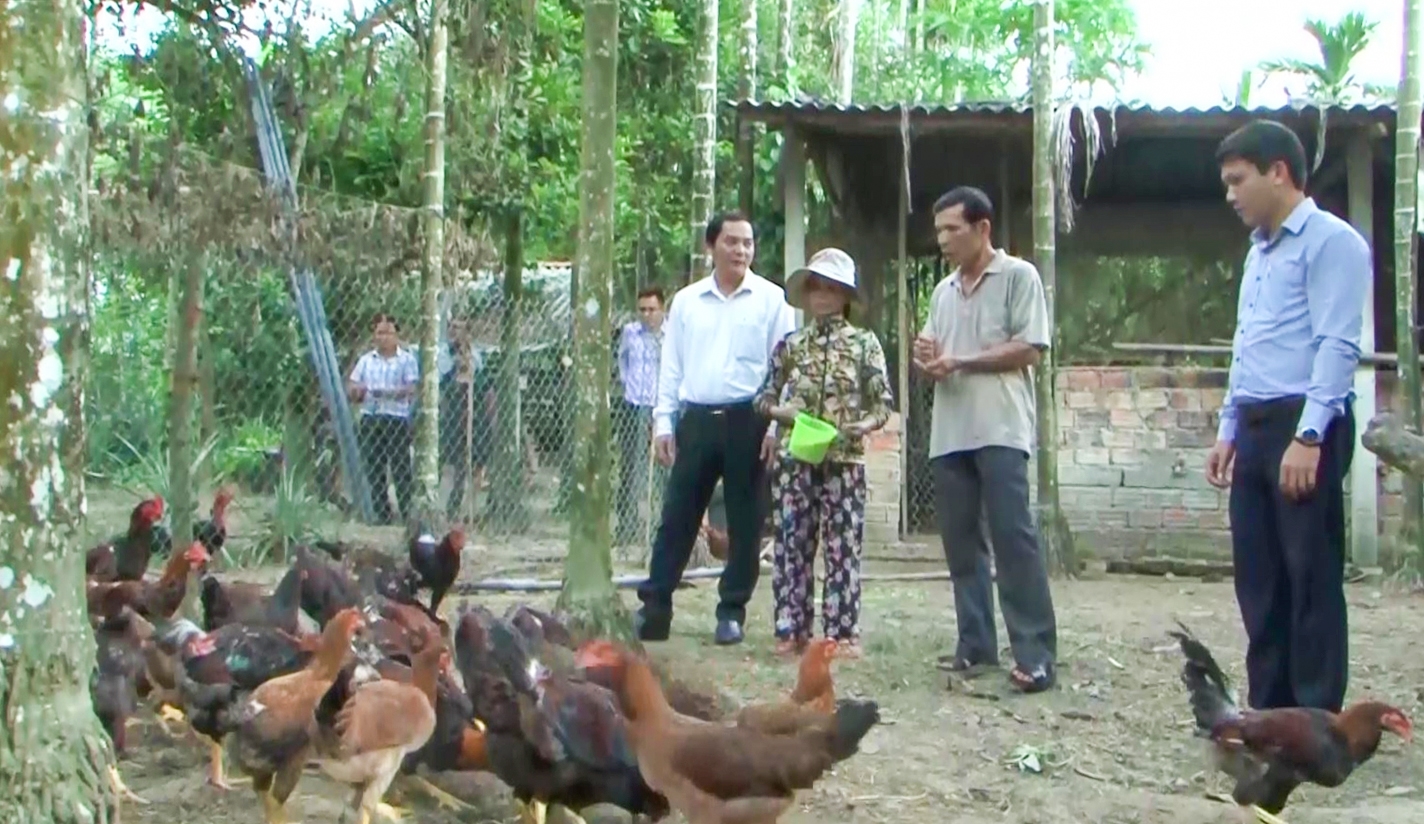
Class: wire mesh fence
87,147,679,562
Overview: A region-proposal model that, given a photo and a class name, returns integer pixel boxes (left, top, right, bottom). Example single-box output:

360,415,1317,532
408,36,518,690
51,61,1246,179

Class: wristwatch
1295,429,1322,447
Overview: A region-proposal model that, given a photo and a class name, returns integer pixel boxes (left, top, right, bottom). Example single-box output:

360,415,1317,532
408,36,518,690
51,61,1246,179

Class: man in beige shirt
913,186,1058,693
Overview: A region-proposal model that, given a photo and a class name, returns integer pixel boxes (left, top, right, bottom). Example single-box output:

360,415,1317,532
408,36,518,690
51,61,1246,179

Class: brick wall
1047,366,1406,560
864,413,902,550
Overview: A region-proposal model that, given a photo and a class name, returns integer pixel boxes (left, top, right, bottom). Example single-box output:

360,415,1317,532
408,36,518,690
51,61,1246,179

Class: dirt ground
87,487,1424,824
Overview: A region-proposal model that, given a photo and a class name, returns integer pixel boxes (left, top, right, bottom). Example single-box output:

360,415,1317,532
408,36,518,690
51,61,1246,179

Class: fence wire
87,148,680,561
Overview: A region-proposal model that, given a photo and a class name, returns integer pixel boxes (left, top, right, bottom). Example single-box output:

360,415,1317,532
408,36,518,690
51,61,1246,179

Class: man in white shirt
347,312,420,525
637,211,797,646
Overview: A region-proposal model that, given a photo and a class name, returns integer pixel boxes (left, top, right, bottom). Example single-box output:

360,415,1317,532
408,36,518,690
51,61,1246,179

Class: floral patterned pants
771,455,867,643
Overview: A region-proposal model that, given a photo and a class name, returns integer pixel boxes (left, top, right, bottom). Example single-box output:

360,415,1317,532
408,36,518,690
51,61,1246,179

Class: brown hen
576,641,880,824
230,606,365,824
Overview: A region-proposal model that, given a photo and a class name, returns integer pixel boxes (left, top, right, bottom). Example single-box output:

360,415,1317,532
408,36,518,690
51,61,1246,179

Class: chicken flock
84,491,880,824
82,491,1418,824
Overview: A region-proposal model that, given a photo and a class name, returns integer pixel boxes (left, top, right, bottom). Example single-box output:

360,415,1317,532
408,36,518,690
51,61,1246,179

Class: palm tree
1258,11,1385,170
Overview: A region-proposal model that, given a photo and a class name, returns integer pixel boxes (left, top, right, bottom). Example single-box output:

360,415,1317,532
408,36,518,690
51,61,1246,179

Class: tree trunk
688,0,719,282
415,0,451,530
1029,0,1076,577
558,0,632,641
168,253,205,621
1394,0,1424,549
736,0,758,217
0,0,117,818
489,208,530,532
830,0,861,104
1362,413,1424,477
777,0,795,95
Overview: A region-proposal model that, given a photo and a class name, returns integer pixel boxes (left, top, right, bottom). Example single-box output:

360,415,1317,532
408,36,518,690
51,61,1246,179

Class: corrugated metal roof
728,99,1397,118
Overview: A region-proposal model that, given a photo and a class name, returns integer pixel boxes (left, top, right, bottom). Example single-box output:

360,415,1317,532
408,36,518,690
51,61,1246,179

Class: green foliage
255,462,328,567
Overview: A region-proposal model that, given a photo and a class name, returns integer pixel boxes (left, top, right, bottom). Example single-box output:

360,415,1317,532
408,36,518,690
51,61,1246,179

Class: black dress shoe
714,619,744,646
635,609,671,642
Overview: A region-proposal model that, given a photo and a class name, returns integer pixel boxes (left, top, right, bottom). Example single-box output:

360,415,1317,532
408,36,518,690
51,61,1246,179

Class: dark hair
372,312,400,332
636,285,665,305
932,186,995,225
1215,120,1308,190
705,210,753,246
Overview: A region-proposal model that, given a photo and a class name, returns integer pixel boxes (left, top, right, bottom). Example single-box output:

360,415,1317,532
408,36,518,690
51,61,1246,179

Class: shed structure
734,99,1409,565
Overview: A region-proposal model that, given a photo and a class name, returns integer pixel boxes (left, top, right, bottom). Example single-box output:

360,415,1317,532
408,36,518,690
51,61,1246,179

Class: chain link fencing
87,147,681,563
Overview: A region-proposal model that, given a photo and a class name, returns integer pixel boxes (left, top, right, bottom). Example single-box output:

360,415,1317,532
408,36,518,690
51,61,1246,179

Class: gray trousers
932,446,1057,669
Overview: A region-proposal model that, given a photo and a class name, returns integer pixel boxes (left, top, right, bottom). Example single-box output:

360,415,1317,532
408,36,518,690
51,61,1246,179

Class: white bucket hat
785,247,860,311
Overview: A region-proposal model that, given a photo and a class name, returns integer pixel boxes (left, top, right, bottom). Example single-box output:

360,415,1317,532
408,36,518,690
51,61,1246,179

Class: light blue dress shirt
1217,197,1371,443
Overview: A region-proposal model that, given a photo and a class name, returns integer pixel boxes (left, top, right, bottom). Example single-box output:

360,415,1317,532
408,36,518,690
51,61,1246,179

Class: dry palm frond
1050,99,1116,233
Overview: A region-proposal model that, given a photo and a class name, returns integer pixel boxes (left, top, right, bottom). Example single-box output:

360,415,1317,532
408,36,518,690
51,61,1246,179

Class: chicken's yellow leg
1251,805,1288,824
261,792,300,824
531,798,548,824
558,805,589,824
374,801,406,821
205,739,248,789
108,764,149,805
402,775,475,811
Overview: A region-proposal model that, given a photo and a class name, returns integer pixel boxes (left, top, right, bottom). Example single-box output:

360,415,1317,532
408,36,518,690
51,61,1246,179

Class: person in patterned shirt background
754,247,894,659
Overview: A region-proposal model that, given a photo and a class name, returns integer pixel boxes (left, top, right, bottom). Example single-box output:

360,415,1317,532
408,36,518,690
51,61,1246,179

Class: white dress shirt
653,271,797,438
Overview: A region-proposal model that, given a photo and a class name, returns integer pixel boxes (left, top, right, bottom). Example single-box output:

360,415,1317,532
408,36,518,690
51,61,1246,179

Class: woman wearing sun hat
753,247,894,658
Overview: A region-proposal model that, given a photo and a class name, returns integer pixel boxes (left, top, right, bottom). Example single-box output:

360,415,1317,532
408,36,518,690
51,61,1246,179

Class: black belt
1238,394,1352,427
683,400,754,416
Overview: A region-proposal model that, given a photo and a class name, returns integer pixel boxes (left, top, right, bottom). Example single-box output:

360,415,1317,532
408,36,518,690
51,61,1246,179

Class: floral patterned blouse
753,315,894,464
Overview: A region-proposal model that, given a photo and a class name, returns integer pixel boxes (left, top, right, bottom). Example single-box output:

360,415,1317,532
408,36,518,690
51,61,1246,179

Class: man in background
615,285,665,545
347,312,419,524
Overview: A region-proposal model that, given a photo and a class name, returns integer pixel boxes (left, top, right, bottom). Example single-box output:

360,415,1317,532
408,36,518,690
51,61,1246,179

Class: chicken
454,606,649,824
574,640,881,824
734,638,838,734
86,496,166,582
87,541,209,623
362,645,489,813
409,527,466,615
200,563,305,634
89,606,156,805
314,537,425,608
293,545,363,627
315,636,444,824
151,485,236,563
229,606,365,824
1170,622,1414,824
577,639,731,723
164,619,324,789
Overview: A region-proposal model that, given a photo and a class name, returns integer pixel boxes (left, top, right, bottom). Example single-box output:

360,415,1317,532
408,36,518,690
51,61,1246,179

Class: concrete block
1075,447,1111,466
1066,390,1096,409
1065,369,1102,390
1182,489,1222,510
1112,487,1184,509
1100,369,1131,389
1058,465,1124,487
1127,509,1164,528
1110,409,1145,428
1135,389,1170,410
1106,390,1134,410
1108,448,1145,466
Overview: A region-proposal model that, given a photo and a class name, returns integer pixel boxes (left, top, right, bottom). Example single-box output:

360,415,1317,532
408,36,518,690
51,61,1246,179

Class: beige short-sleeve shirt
921,249,1051,459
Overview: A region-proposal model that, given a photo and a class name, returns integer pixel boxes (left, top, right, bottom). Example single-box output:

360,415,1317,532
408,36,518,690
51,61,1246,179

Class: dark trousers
932,446,1057,669
360,414,414,524
1230,396,1353,712
638,402,769,625
615,400,654,543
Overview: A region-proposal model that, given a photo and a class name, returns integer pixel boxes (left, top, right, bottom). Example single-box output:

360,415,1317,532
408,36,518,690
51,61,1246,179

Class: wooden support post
781,124,807,327
1346,131,1378,566
896,114,911,542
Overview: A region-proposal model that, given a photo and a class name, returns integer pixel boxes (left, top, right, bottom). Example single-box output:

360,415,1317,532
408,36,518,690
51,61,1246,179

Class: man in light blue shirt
1205,120,1371,714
